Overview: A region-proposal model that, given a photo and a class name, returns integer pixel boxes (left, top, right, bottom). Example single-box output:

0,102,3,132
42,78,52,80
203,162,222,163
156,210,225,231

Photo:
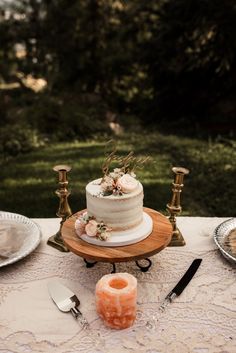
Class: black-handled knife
159,258,202,311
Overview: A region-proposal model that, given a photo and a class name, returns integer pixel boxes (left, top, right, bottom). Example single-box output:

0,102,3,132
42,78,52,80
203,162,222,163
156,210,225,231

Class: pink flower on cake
117,174,138,193
74,212,111,241
85,219,98,237
75,220,86,237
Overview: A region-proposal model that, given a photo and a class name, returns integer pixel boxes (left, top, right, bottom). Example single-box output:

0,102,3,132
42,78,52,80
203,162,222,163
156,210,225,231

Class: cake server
159,258,202,311
145,258,202,329
47,281,89,328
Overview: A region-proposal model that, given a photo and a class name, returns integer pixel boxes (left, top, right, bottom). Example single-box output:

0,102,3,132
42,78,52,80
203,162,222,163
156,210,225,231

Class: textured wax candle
96,272,137,329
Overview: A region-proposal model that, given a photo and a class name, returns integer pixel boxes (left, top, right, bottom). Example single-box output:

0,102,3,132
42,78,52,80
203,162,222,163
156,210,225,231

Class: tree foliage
1,0,236,130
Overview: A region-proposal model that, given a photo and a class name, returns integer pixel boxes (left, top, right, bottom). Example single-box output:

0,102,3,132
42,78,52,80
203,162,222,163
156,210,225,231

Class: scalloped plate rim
0,210,42,268
213,217,236,264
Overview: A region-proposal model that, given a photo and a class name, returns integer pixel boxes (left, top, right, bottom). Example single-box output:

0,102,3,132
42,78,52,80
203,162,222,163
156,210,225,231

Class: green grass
1,131,236,217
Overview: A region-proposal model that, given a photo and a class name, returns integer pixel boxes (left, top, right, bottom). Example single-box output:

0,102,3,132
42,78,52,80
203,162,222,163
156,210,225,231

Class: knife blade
47,281,89,328
159,258,202,311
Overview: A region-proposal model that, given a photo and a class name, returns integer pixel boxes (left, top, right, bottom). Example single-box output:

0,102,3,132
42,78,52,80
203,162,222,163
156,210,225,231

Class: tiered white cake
74,155,153,246
75,168,153,247
86,178,144,231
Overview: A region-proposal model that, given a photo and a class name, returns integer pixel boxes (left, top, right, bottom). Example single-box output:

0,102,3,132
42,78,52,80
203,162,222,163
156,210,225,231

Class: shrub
0,123,44,158
24,93,111,141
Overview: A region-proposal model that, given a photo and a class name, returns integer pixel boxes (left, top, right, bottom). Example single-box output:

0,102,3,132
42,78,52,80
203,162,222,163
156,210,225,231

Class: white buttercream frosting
86,178,144,231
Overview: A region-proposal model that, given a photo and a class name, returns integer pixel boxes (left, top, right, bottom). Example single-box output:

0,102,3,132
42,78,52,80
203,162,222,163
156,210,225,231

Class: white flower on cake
98,231,110,241
117,174,138,193
75,212,111,241
74,219,86,237
100,175,114,193
109,168,124,180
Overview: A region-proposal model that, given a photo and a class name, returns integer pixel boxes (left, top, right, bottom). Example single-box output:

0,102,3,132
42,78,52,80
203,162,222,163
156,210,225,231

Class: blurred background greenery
0,0,235,217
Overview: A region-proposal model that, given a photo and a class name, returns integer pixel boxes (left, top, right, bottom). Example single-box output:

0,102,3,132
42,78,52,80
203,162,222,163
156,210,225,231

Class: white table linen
0,216,235,353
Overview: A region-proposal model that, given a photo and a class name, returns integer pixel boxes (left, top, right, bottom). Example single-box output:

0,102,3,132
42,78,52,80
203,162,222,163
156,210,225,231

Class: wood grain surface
61,207,172,263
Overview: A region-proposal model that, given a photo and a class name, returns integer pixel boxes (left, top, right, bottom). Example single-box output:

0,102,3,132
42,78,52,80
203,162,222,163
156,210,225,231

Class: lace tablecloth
0,216,235,353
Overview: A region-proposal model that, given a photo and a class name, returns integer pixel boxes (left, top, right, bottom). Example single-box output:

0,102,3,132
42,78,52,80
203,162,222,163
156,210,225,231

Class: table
0,216,236,353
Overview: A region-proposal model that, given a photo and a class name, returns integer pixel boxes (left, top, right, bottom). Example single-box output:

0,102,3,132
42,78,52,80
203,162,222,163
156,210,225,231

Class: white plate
213,218,236,264
0,211,42,267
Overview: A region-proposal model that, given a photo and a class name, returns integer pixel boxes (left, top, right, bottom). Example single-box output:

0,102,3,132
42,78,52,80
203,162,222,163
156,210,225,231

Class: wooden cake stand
61,207,172,272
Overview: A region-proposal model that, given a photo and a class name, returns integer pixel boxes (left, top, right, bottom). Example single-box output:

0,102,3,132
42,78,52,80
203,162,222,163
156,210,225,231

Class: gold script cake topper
102,140,150,177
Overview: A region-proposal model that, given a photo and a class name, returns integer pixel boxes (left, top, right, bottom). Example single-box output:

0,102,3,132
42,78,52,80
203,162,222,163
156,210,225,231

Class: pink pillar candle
96,272,137,329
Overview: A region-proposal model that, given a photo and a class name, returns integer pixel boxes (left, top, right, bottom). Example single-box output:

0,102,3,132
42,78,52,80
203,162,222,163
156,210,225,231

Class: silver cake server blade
47,281,89,328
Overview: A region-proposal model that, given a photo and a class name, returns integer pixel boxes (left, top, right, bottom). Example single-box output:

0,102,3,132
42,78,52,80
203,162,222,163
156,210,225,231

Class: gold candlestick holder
47,165,72,252
167,167,189,247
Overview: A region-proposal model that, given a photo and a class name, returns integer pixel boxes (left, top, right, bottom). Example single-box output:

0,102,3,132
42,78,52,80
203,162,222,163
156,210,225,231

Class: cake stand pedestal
61,207,172,273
